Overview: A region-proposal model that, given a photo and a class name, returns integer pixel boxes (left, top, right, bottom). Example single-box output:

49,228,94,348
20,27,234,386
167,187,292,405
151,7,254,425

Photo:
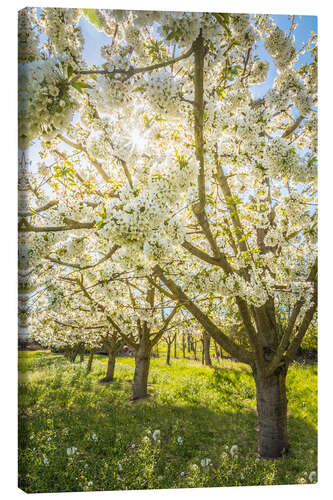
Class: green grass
18,351,317,493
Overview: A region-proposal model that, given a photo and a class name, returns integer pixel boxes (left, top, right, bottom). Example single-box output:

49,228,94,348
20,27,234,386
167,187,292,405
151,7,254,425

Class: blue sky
79,12,317,100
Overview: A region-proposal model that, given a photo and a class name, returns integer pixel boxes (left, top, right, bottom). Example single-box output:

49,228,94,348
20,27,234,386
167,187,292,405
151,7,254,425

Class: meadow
18,351,317,493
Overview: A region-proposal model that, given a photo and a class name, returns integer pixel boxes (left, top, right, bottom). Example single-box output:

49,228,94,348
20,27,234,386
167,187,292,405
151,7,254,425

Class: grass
18,351,317,493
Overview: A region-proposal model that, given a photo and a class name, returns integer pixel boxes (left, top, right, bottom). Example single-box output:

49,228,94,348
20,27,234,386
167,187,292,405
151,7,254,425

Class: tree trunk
70,349,78,363
193,342,197,361
182,332,186,358
214,341,220,361
101,347,116,382
79,352,84,363
166,343,171,365
174,333,177,359
253,367,289,458
132,348,151,400
86,351,94,374
203,332,212,367
201,340,205,365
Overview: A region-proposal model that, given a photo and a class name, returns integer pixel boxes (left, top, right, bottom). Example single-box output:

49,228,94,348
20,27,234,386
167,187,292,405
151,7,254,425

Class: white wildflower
230,445,238,457
152,429,161,441
308,471,316,483
66,446,77,456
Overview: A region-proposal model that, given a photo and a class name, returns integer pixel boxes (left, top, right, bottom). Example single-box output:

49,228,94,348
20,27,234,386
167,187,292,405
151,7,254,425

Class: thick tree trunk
174,333,177,359
253,367,289,458
166,343,171,365
86,351,94,374
132,348,151,400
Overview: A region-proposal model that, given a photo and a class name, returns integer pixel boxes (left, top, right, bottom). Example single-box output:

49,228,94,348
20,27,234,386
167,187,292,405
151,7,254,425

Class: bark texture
203,332,212,366
86,351,94,374
253,367,289,458
166,343,171,365
132,348,151,400
101,346,117,382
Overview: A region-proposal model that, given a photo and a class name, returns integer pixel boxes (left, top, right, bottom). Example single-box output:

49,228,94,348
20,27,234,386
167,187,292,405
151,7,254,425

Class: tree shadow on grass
18,354,317,493
18,395,317,493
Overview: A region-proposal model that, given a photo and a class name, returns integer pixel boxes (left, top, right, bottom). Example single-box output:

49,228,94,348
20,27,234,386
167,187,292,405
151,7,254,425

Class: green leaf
212,13,232,37
67,65,73,79
70,80,93,94
82,9,103,30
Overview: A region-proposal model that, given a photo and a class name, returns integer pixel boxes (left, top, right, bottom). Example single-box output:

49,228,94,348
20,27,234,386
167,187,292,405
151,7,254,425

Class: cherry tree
18,8,317,458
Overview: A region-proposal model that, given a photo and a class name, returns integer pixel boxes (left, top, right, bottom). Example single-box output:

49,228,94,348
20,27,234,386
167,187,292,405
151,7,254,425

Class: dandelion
84,464,88,469
29,435,34,440
152,429,161,441
177,436,183,444
131,443,136,449
91,433,98,441
200,458,211,467
43,458,49,465
118,464,123,471
47,437,52,441
309,471,316,483
67,446,77,456
143,436,150,442
299,477,306,483
230,445,238,457
190,464,199,471
87,481,93,487
180,471,185,477
221,452,228,458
